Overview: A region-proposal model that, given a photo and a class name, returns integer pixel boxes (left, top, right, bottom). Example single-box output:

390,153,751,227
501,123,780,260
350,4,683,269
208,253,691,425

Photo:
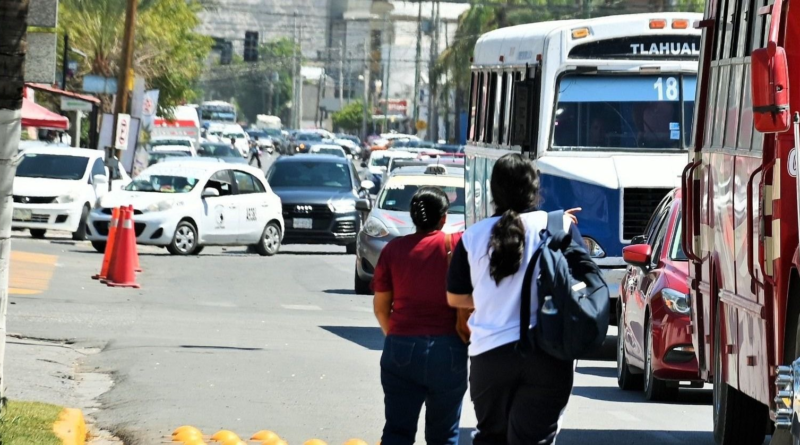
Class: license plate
293,218,313,229
13,208,32,221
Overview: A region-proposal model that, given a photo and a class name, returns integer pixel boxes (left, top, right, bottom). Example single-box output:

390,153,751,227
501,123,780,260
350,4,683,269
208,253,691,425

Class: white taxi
87,161,284,256
12,146,131,240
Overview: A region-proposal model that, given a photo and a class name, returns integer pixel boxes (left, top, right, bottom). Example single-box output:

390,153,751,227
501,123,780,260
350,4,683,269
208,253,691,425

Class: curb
53,408,88,445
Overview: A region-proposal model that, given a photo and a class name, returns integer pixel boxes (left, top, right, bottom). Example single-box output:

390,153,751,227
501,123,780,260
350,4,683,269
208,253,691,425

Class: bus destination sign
569,35,701,60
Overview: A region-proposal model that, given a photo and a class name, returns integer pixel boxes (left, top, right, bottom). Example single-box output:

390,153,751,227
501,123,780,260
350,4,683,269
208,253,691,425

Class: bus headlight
583,237,606,258
662,289,691,314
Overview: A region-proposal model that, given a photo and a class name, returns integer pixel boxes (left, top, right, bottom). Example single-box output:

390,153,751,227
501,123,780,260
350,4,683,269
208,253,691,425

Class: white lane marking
350,307,373,313
197,302,237,308
282,304,322,311
609,411,639,422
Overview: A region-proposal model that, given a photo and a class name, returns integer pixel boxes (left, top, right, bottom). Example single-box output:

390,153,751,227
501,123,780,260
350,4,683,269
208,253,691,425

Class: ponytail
487,154,540,284
409,186,450,232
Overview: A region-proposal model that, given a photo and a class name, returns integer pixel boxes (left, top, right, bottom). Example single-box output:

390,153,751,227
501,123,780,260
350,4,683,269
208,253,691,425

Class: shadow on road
572,385,712,405
323,289,356,295
277,250,350,256
575,366,617,378
320,326,383,351
557,429,715,444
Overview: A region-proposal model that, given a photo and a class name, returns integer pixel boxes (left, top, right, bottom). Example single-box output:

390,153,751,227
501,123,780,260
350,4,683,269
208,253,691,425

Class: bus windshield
552,74,696,151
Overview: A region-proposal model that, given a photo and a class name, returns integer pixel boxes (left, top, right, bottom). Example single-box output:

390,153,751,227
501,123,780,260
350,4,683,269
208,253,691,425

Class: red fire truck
682,0,799,442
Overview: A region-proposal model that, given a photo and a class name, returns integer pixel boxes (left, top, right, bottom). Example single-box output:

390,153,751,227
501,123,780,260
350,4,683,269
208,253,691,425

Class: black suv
266,155,372,253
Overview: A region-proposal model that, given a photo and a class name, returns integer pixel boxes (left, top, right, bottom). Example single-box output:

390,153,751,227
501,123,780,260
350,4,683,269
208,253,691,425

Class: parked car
266,155,373,254
87,162,283,256
617,188,701,401
12,147,131,240
354,164,465,294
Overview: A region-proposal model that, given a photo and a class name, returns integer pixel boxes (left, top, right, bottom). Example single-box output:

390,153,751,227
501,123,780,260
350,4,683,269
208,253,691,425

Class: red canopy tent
21,98,69,130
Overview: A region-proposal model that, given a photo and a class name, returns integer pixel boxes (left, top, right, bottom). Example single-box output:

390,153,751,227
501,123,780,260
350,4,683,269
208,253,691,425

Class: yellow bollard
210,430,240,443
173,430,203,442
173,426,203,438
182,438,208,445
220,439,247,445
343,440,368,445
304,440,327,445
251,430,281,442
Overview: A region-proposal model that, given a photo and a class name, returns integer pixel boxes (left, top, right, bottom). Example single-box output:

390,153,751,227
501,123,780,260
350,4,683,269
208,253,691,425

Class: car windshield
370,156,390,168
151,139,191,147
670,215,688,261
126,175,199,193
224,133,246,140
552,74,696,150
16,153,89,180
312,148,345,158
200,144,238,158
148,152,190,166
379,184,465,214
297,133,323,141
268,161,352,189
264,129,282,137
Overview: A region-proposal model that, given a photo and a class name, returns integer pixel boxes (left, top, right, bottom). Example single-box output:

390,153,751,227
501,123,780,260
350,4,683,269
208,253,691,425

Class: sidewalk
5,335,121,444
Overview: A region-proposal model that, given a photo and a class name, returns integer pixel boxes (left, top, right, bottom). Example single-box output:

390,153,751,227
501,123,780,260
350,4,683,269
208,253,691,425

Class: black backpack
518,210,610,361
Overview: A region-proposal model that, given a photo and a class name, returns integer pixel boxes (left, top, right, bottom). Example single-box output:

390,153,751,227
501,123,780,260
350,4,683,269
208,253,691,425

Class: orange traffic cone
92,207,120,280
105,206,140,288
129,206,142,273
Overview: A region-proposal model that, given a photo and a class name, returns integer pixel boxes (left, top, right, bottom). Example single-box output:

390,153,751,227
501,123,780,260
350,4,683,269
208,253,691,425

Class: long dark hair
489,154,540,284
410,186,450,232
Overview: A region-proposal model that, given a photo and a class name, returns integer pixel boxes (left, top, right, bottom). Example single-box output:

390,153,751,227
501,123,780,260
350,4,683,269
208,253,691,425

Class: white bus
199,100,237,126
466,13,701,299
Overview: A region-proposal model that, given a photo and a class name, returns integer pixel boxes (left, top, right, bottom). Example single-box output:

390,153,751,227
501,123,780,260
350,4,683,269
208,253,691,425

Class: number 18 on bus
465,12,701,303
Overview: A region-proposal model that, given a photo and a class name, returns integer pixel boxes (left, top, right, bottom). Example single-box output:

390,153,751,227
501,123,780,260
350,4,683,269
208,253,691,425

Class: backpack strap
444,233,453,265
518,244,545,354
546,210,565,235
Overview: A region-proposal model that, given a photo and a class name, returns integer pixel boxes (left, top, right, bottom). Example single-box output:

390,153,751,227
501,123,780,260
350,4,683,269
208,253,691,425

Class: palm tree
0,0,29,407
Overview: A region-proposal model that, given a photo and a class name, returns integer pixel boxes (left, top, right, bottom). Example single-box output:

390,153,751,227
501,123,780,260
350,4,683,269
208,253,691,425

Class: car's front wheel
346,242,357,255
617,305,643,391
354,268,371,295
255,222,281,256
72,205,91,241
644,320,678,401
167,221,199,255
91,241,107,253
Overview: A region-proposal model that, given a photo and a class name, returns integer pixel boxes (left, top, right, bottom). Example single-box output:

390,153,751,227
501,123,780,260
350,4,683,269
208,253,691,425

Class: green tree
200,38,300,125
58,0,212,115
332,101,365,132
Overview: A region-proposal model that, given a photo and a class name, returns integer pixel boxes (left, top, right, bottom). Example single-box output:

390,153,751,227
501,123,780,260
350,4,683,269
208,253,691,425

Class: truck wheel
713,303,768,444
617,305,643,391
354,268,371,295
644,320,678,401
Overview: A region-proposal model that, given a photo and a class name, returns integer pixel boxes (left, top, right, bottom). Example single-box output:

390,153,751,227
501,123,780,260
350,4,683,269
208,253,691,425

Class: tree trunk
0,0,29,407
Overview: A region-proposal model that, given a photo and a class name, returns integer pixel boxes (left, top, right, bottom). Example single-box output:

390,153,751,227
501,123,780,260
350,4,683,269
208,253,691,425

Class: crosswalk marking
282,304,323,311
10,251,57,296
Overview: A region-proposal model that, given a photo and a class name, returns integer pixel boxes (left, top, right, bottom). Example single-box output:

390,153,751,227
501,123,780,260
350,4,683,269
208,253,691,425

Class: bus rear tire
713,303,767,445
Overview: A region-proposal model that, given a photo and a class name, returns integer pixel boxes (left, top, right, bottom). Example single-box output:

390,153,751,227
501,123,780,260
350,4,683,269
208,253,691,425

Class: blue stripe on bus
538,173,625,258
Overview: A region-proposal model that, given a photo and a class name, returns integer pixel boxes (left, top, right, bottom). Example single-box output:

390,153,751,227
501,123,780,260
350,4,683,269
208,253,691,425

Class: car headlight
363,216,389,238
56,193,79,204
583,236,606,258
328,199,356,214
143,200,175,213
662,288,691,314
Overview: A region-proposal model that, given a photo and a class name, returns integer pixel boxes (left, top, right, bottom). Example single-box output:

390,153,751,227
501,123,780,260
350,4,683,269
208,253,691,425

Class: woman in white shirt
446,153,582,445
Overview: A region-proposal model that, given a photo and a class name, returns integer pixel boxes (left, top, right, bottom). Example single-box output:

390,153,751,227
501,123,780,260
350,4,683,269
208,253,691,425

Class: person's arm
447,238,475,309
373,291,393,335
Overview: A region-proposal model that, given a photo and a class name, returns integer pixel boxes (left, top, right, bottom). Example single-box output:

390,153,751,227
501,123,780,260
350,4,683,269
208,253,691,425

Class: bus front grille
622,188,671,240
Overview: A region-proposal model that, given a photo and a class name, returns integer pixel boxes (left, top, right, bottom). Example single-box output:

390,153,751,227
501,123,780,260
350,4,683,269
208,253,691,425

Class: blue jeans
380,335,468,445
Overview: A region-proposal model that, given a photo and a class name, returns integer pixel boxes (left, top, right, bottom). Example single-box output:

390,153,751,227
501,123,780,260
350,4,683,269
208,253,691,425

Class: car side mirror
622,244,652,269
356,199,372,212
360,179,375,190
751,46,791,133
202,187,220,198
93,174,109,186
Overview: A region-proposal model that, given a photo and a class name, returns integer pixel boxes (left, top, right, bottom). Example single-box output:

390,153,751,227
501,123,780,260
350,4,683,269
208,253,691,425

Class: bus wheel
713,303,767,445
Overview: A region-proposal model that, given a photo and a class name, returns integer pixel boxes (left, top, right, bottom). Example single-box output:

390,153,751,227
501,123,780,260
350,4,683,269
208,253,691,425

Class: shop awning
22,98,69,130
25,83,101,104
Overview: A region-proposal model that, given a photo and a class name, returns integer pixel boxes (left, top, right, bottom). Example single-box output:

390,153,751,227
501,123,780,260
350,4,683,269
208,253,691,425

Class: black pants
470,343,574,445
249,153,261,168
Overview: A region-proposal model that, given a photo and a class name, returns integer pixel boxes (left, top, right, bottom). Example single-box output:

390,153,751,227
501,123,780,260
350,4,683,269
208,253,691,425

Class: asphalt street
4,153,726,445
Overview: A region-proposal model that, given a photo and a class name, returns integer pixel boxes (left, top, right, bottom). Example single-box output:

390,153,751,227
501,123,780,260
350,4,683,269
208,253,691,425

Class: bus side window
493,72,504,145
469,72,478,142
504,72,514,146
477,72,487,142
486,72,498,144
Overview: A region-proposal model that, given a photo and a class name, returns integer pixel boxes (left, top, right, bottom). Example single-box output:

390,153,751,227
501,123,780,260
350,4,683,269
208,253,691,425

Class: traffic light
244,31,259,62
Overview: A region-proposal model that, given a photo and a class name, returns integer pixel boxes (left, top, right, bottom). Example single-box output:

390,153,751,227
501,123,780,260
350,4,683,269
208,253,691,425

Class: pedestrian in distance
373,186,468,445
249,137,262,168
446,153,583,445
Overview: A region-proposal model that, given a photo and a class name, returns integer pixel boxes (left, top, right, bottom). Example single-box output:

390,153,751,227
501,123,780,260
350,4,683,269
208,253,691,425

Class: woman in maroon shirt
372,186,467,445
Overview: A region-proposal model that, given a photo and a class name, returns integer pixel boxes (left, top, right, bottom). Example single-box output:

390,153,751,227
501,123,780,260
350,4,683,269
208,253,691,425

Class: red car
616,188,702,401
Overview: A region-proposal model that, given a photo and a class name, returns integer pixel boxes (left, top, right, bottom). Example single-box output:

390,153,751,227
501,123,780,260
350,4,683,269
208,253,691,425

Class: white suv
12,147,130,240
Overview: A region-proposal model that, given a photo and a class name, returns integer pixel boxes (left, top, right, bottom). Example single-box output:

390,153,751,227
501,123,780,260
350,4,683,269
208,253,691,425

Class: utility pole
382,14,391,132
297,25,304,129
412,1,423,128
0,0,29,406
427,1,440,142
113,0,138,159
61,33,69,90
361,38,369,139
338,41,344,111
291,13,298,129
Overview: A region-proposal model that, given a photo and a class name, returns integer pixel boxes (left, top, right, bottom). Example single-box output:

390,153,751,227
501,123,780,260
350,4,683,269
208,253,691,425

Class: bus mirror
751,46,791,134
